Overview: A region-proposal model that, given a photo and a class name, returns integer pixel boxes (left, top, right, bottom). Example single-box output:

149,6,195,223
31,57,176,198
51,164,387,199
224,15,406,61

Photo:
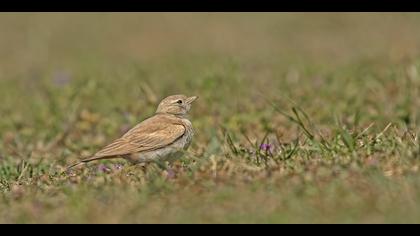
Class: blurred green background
1,13,420,223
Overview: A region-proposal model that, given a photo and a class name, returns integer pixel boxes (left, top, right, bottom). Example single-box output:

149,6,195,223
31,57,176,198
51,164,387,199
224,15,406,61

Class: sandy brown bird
68,94,198,169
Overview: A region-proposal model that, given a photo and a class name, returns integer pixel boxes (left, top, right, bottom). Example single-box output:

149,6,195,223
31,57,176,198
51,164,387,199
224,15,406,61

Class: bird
67,94,198,169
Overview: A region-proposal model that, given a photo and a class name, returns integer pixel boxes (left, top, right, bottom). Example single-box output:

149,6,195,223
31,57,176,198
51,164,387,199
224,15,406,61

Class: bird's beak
186,96,198,104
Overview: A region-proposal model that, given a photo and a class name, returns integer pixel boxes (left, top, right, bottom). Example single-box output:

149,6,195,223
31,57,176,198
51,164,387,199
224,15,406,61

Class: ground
1,13,420,223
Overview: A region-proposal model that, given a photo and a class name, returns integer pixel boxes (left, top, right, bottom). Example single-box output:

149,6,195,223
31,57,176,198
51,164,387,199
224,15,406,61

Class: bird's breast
180,118,194,149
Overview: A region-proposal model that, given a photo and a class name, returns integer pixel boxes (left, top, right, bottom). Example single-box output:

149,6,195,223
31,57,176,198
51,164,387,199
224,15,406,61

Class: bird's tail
66,160,86,170
66,155,117,170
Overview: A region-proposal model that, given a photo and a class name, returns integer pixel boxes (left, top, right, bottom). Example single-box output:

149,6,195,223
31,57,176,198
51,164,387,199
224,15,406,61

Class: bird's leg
155,160,169,171
139,163,148,176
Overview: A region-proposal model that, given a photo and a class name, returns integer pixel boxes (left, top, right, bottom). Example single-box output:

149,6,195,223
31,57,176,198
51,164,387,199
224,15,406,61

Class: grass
1,13,420,223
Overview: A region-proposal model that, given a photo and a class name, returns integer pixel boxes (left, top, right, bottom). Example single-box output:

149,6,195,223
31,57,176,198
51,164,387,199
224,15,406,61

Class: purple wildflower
114,164,123,170
52,71,72,87
166,169,176,179
260,143,273,152
98,164,111,173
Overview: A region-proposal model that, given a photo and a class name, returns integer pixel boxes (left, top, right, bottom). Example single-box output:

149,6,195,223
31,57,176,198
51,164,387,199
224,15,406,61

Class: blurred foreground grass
1,13,420,223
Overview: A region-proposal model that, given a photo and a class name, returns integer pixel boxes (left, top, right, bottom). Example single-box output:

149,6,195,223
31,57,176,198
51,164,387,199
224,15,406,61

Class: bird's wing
93,116,185,158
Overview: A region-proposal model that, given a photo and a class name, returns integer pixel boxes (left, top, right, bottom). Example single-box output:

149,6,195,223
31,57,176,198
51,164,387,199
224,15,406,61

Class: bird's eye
176,100,183,104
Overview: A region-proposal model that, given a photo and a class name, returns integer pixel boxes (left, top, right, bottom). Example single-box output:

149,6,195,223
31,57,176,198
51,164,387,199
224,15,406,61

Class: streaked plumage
68,94,197,169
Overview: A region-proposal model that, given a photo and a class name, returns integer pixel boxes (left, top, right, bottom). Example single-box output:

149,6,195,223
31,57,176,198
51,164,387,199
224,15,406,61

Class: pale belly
125,147,184,164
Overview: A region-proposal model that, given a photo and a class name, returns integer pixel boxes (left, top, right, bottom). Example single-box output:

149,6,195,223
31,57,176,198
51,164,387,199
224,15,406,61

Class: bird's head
155,94,198,116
